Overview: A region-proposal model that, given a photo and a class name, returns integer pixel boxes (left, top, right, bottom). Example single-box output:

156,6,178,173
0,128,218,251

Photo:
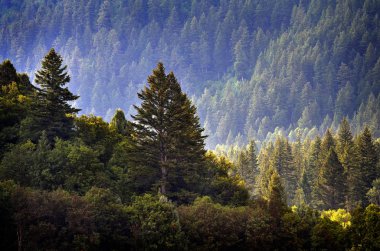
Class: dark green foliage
367,178,380,205
109,109,131,136
178,196,248,250
280,206,320,251
20,49,79,143
0,60,34,93
74,114,119,163
236,139,259,194
0,140,36,187
349,204,380,250
127,194,186,250
203,152,249,206
0,60,33,154
357,127,379,204
11,187,97,251
337,118,363,209
267,168,288,220
311,218,347,251
317,148,346,210
0,135,111,194
129,63,206,201
84,187,131,250
270,137,297,204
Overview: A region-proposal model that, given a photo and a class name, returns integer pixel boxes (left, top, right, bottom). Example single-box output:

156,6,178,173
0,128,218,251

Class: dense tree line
1,48,379,250
0,52,247,204
1,0,379,148
218,119,380,212
1,182,379,251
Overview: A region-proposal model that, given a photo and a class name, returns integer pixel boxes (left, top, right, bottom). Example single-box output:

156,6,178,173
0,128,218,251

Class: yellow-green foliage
321,209,351,228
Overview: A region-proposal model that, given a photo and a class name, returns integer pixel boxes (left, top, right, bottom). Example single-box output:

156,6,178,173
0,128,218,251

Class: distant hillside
0,0,379,148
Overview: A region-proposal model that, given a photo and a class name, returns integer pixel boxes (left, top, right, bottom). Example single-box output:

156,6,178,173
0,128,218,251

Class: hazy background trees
1,0,379,148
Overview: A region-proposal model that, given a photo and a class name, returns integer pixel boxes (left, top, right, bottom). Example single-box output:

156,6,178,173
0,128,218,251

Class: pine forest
0,0,380,250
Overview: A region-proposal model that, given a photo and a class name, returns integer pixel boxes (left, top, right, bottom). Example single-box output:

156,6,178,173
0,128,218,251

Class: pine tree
20,49,79,143
270,137,296,204
236,140,258,194
321,129,335,157
130,63,206,201
267,168,287,220
357,126,378,204
309,136,322,208
336,118,362,209
317,148,346,210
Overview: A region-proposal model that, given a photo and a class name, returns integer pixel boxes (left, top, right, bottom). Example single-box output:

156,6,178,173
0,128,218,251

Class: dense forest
1,0,380,147
1,0,380,250
0,48,379,250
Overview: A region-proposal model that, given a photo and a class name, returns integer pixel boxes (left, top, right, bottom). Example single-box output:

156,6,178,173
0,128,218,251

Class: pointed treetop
35,48,70,89
110,108,129,135
0,59,18,87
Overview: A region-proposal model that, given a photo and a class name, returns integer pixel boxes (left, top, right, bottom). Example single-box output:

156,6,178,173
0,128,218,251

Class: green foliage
178,196,248,250
127,194,186,250
235,139,259,195
203,151,249,206
357,127,379,204
20,49,79,143
0,140,36,186
109,109,131,136
129,63,206,202
367,178,380,205
267,168,288,219
74,114,119,163
311,218,348,251
316,148,346,210
350,204,380,250
84,187,131,250
0,59,33,154
11,187,97,251
0,136,110,194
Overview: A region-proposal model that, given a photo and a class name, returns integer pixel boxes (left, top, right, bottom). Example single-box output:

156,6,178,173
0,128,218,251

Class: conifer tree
236,140,258,194
20,49,79,143
317,148,346,209
321,129,335,157
337,118,362,209
267,168,287,219
130,62,206,201
309,136,322,208
0,60,34,152
270,137,296,204
357,126,378,204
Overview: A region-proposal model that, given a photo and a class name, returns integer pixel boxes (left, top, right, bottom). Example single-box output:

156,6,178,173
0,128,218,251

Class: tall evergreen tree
336,118,362,209
317,148,346,210
321,129,335,157
270,137,296,204
236,140,258,195
130,62,206,201
357,126,378,204
20,49,79,143
309,136,322,208
267,168,287,220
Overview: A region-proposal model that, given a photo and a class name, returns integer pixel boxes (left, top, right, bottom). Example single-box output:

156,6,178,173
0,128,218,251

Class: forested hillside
1,0,379,148
1,48,379,250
